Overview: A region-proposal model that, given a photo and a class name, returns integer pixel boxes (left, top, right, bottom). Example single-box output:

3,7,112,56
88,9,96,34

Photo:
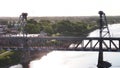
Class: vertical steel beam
97,11,104,68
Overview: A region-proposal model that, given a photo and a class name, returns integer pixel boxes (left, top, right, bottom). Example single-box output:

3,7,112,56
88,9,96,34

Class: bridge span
0,11,118,68
0,36,120,52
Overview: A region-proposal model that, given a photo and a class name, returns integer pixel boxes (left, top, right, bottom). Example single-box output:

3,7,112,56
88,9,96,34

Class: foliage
0,50,6,54
23,19,97,36
39,20,54,35
0,50,21,67
25,23,40,34
0,17,97,36
52,20,97,36
25,19,41,34
1,16,119,36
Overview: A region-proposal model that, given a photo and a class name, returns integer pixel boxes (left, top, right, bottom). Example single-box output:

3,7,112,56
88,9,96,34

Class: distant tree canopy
24,19,41,34
24,19,97,37
53,20,97,36
1,16,120,36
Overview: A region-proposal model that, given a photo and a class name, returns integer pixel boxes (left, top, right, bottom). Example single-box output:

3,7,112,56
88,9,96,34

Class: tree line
2,16,120,36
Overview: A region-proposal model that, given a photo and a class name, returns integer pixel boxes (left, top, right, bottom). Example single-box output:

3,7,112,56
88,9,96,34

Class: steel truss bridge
0,36,120,52
0,11,117,68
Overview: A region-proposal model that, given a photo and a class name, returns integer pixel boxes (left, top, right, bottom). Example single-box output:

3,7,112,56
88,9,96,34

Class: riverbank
23,50,51,68
0,50,22,68
0,50,51,68
8,50,51,68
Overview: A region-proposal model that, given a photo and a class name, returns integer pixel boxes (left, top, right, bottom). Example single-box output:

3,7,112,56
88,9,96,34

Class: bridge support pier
20,49,31,68
97,38,104,68
21,61,30,68
20,38,31,68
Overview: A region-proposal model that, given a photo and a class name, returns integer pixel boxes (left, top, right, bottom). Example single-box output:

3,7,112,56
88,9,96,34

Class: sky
0,0,120,17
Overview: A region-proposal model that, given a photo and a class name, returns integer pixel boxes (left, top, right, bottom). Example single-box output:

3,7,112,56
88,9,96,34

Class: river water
9,23,120,68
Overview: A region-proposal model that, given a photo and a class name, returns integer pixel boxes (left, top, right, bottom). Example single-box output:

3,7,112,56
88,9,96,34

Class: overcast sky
0,0,120,17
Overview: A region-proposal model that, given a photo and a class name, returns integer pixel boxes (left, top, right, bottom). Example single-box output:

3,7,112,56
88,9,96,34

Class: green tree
24,19,97,36
53,20,75,36
39,20,54,35
25,19,41,34
25,23,40,34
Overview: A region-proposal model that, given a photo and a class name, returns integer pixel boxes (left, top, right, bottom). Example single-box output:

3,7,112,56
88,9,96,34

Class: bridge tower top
19,13,28,35
21,13,28,21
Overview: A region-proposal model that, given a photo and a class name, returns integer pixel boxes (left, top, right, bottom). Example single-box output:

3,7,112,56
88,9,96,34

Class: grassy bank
0,50,51,68
0,50,21,67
